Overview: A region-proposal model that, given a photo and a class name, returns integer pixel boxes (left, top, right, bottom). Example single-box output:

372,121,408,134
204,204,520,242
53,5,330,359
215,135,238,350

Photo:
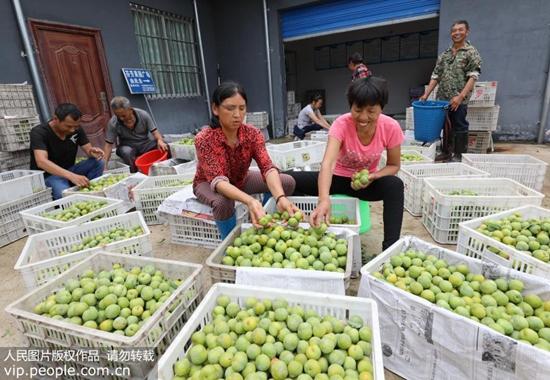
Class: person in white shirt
293,94,331,140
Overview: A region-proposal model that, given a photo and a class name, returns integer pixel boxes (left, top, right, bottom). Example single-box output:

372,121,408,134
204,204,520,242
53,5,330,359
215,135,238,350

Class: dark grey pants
116,139,158,172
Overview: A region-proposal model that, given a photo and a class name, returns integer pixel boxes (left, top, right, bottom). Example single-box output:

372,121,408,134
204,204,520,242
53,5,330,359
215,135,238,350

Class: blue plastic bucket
412,100,449,142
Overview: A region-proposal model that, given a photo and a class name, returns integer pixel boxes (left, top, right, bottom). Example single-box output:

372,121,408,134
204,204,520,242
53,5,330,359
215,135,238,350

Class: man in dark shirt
102,96,168,172
30,103,105,199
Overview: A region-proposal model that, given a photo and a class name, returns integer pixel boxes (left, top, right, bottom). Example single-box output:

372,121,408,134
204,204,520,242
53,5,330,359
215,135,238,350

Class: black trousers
288,171,404,250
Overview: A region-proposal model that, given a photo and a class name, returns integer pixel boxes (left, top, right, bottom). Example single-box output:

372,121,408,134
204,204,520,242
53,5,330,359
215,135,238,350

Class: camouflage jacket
431,42,482,104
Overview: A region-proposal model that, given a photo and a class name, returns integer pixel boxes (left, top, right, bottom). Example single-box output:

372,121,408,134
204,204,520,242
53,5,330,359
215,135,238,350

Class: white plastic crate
264,195,360,233
160,204,248,249
462,153,547,192
245,111,269,129
150,158,189,176
62,173,130,197
20,194,125,234
405,107,414,130
466,105,500,131
0,169,45,203
15,211,152,290
0,84,38,117
421,177,544,244
424,85,438,101
468,131,493,153
402,141,438,160
267,140,326,170
287,90,295,104
133,174,195,225
169,141,196,161
104,160,130,175
468,81,498,107
0,188,52,248
399,163,489,216
324,114,341,124
0,116,39,151
157,283,384,380
379,149,433,169
457,205,550,279
308,130,329,141
359,235,550,380
206,223,355,290
0,150,30,171
7,251,204,379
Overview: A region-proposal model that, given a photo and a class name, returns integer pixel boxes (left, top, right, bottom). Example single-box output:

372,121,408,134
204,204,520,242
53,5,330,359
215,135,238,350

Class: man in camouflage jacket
421,20,482,161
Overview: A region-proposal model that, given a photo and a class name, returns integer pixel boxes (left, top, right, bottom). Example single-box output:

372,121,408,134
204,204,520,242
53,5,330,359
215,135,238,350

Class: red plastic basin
135,149,168,175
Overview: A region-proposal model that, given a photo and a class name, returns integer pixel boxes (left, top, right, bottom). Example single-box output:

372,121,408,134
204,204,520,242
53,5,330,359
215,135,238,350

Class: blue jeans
45,158,104,199
293,124,323,140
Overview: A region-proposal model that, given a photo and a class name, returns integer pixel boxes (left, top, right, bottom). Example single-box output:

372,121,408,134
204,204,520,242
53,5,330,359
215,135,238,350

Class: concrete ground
0,142,548,380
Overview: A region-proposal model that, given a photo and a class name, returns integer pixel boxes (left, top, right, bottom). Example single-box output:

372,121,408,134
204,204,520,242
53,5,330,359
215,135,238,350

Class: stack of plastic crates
0,84,39,169
466,81,498,153
0,170,52,247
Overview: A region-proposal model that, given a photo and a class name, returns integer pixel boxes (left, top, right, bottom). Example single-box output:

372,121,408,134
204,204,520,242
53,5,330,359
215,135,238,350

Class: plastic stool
333,194,371,234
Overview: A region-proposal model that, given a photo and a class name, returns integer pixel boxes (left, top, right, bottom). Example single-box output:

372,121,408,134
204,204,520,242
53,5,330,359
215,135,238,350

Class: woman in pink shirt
290,77,405,250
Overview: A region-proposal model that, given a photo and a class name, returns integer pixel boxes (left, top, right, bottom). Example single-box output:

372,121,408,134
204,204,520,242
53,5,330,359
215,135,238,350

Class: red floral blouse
193,124,277,191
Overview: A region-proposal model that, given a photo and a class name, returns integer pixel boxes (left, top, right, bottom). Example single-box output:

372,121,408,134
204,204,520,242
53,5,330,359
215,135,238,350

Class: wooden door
30,20,113,148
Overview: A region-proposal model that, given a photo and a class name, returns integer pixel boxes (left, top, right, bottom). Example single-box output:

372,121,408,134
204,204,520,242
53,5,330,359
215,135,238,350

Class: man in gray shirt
103,96,168,172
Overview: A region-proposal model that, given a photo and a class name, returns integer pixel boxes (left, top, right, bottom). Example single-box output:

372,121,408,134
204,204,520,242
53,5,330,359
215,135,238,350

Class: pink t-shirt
329,113,404,177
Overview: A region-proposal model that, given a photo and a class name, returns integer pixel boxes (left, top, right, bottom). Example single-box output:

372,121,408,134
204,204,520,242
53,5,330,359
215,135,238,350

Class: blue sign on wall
121,68,157,94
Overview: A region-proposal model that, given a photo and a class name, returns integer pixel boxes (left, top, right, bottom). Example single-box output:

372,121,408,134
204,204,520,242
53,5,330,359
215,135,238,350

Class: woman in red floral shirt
194,82,298,238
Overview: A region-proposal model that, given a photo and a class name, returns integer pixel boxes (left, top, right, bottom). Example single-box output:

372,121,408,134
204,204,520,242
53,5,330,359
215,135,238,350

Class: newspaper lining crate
0,84,38,117
466,105,500,131
20,194,125,234
206,223,355,289
160,204,248,249
104,160,130,175
15,211,152,290
133,174,195,225
157,283,385,380
457,205,550,279
267,140,326,170
359,235,550,380
245,111,269,129
462,153,547,192
399,163,489,217
0,169,45,203
62,173,130,197
0,116,40,151
0,188,52,247
7,252,204,379
468,131,493,153
0,150,30,172
468,81,498,107
264,195,360,233
421,177,544,244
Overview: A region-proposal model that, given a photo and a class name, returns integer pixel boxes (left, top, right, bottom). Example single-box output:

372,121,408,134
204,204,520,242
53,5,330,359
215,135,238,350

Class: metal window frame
130,2,201,99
